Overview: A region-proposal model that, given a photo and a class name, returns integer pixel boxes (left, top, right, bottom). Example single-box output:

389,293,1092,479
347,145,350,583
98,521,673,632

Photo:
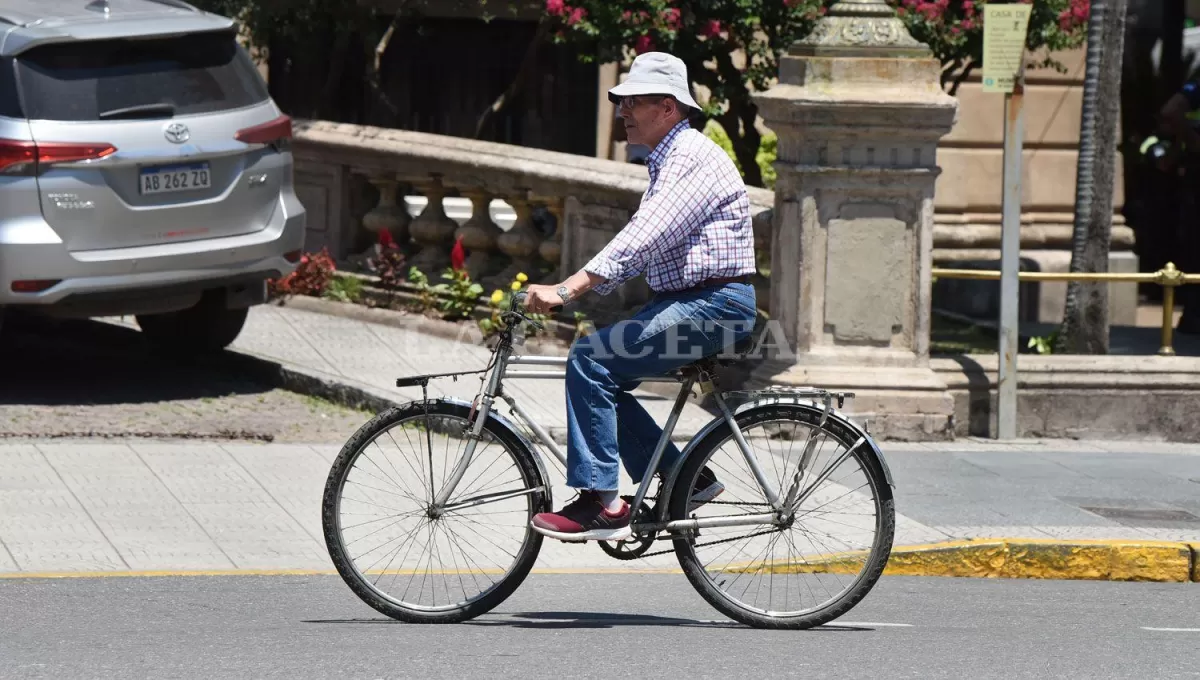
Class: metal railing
931,262,1200,356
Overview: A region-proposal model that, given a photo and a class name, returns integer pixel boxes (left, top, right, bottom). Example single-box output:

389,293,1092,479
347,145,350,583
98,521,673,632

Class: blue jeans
564,282,757,490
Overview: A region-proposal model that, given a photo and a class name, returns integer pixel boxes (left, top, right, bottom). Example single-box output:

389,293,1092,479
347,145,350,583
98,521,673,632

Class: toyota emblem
164,123,190,144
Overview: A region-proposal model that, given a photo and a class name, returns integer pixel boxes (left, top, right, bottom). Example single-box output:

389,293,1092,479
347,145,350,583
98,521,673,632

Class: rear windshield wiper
97,103,176,120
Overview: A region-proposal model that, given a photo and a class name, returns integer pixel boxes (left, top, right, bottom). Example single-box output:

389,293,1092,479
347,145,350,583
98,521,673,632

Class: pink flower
622,10,632,21
700,19,721,37
545,0,565,16
567,6,586,25
961,18,975,30
896,6,906,16
962,0,974,8
662,8,681,30
635,34,655,54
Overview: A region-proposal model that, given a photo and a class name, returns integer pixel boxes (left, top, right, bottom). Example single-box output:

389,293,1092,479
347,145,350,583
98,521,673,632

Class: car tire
136,293,249,353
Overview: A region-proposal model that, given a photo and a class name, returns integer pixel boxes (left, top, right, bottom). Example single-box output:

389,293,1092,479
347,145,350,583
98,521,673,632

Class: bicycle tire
322,401,548,624
669,403,895,630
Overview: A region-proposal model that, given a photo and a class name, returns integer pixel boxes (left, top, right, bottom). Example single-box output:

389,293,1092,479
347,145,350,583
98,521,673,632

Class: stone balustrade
289,119,775,323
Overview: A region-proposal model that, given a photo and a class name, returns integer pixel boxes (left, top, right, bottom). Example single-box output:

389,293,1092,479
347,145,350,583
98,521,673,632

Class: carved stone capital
791,0,930,59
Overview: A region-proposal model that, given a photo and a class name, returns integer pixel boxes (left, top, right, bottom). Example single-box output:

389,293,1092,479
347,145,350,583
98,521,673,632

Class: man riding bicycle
519,52,759,542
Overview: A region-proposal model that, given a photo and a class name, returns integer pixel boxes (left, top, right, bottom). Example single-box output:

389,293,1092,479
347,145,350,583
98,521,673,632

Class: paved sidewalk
1,438,1197,575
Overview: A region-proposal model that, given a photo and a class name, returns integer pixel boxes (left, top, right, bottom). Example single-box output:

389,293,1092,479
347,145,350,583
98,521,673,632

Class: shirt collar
646,118,691,175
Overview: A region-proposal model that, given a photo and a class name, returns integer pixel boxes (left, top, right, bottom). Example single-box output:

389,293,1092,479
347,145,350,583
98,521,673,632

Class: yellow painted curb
1,540,1195,582
746,538,1198,583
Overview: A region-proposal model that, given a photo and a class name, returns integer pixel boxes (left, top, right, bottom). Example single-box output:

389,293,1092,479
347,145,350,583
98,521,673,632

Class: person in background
1158,78,1200,334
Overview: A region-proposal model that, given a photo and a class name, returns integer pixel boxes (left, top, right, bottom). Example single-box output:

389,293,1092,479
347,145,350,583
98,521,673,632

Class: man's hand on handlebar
521,284,562,315
517,270,607,315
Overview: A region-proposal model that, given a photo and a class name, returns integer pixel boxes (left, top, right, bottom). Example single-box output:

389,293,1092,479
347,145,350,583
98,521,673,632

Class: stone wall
931,48,1139,326
289,119,775,324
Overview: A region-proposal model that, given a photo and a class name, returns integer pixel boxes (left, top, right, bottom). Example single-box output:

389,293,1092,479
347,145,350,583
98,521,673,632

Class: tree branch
474,19,551,139
947,60,976,97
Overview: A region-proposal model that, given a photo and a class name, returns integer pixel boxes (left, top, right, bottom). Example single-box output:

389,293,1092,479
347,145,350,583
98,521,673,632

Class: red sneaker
531,491,632,542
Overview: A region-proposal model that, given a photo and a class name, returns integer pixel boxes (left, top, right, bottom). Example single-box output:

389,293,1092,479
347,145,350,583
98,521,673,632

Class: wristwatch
556,285,571,304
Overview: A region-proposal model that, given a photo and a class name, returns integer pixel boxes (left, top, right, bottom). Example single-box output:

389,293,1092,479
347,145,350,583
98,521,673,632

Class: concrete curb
5,540,1196,582
214,348,407,417
759,538,1200,583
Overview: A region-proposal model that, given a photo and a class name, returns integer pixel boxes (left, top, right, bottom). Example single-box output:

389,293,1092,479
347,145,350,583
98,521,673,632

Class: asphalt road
1,574,1196,679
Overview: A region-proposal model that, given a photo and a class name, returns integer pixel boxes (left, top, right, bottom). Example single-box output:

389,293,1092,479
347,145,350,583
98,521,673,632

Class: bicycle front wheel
322,401,549,623
669,404,894,630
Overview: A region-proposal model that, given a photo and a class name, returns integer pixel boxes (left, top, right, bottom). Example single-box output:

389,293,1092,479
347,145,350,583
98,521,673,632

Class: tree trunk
1056,0,1130,354
473,20,549,140
716,100,764,188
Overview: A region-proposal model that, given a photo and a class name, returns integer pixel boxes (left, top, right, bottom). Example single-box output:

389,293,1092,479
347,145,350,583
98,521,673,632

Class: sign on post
984,3,1033,440
982,4,1033,93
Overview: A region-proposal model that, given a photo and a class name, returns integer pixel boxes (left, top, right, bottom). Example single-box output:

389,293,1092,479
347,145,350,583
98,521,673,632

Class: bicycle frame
429,334,793,536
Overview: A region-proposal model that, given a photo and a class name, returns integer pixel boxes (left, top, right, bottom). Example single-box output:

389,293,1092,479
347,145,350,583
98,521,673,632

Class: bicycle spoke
678,413,888,623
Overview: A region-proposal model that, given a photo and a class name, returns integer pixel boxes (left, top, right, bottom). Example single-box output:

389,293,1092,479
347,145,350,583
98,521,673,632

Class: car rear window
0,58,21,118
15,30,269,121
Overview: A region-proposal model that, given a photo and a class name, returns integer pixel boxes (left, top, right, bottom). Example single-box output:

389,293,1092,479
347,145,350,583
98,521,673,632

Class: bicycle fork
429,345,510,512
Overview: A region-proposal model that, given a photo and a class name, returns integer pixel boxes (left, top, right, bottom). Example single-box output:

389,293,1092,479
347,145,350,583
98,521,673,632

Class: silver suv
0,0,305,351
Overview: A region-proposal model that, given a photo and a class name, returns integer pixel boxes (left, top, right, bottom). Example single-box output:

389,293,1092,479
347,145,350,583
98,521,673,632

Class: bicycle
321,293,896,630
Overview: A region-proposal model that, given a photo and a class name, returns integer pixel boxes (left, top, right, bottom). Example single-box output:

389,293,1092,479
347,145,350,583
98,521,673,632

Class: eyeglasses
617,95,666,111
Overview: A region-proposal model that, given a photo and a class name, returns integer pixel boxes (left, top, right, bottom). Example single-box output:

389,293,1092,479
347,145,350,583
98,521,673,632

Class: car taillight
0,139,116,174
235,115,292,146
11,279,60,293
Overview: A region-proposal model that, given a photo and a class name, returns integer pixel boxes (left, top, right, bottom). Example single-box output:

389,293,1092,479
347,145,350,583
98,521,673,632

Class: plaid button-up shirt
584,119,757,295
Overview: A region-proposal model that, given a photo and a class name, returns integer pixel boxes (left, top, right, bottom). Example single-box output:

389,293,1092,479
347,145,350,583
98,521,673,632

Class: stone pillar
534,195,566,284
752,0,959,440
407,174,459,278
359,175,411,248
456,188,503,282
484,190,541,290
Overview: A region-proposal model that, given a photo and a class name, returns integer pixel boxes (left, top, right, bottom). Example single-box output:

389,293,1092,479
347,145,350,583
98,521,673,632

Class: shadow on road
0,312,273,406
304,611,877,631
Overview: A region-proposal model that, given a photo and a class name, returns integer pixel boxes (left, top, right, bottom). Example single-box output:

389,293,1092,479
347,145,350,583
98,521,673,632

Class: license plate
140,163,211,195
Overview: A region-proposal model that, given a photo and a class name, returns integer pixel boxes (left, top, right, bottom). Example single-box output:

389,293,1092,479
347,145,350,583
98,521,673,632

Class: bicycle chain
628,526,783,559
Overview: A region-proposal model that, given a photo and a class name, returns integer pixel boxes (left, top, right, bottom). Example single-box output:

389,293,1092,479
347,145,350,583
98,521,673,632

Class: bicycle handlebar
503,291,543,332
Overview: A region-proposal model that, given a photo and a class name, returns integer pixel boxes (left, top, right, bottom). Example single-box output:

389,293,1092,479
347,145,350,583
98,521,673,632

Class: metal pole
1160,286,1177,357
997,71,1026,441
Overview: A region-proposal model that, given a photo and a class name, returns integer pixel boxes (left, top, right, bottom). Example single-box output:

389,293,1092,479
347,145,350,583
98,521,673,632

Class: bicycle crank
598,496,656,560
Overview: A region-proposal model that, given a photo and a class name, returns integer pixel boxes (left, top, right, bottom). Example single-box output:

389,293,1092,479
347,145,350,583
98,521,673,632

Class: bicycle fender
660,396,895,521
736,396,895,489
428,396,555,510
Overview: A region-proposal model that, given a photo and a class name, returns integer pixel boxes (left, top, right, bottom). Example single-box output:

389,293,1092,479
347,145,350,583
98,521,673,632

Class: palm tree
1057,0,1131,354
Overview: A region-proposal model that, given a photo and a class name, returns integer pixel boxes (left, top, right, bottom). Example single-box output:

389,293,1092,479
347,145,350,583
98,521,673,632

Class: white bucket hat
607,52,700,112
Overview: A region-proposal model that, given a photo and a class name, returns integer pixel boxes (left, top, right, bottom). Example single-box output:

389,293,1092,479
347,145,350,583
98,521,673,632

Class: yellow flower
515,272,528,283
510,281,522,292
490,289,504,304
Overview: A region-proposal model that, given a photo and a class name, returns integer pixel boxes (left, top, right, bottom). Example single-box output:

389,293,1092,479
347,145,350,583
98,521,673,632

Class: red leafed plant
268,248,336,299
366,229,408,296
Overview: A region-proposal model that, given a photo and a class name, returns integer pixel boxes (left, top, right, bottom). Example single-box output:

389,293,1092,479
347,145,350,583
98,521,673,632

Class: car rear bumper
0,194,305,316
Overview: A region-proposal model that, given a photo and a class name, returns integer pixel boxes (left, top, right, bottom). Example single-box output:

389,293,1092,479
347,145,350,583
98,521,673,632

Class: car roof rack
0,0,200,27
143,0,200,11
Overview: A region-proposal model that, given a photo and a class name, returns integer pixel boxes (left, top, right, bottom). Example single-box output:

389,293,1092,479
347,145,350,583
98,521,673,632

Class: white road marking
1141,627,1200,632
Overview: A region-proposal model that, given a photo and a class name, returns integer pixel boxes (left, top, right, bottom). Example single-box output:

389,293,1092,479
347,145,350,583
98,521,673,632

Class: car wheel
136,293,249,353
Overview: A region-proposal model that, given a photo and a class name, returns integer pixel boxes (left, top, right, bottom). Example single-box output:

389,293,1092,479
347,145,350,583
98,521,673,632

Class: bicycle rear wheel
322,401,548,623
669,404,894,629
